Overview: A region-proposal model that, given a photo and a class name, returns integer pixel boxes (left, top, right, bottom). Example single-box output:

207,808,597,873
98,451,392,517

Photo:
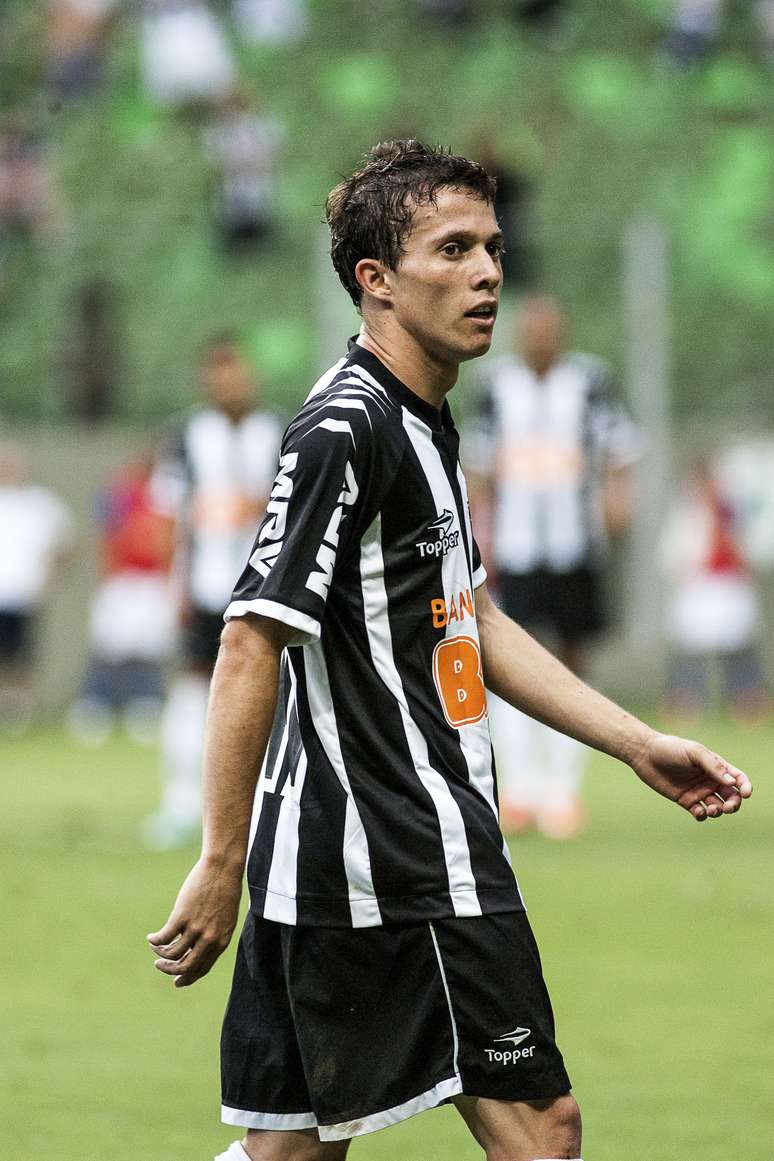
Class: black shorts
221,910,571,1142
0,610,33,663
180,608,224,672
499,567,606,644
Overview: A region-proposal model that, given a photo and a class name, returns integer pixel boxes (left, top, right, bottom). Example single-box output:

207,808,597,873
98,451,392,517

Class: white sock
541,723,587,808
157,673,210,824
488,695,540,810
214,1142,250,1160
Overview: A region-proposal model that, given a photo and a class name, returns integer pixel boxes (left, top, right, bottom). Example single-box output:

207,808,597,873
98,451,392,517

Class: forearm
199,616,288,872
477,587,652,766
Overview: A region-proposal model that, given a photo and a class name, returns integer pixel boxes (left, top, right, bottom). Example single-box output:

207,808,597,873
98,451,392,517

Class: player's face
202,348,254,414
518,300,564,372
388,188,503,367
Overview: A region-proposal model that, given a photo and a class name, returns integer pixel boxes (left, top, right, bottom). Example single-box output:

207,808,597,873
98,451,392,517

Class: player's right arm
147,613,293,988
148,391,381,986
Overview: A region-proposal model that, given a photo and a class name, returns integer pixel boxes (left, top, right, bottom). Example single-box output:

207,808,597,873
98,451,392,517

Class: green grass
2,716,772,1160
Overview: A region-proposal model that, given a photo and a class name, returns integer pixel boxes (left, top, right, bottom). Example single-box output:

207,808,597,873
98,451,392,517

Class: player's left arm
602,461,635,538
475,582,752,820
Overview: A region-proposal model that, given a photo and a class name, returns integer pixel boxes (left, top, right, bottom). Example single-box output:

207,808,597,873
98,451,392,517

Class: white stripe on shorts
221,1105,317,1131
317,1074,462,1141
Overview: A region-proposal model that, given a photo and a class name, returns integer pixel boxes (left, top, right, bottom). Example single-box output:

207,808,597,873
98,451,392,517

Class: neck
357,321,457,410
219,403,251,423
525,354,558,379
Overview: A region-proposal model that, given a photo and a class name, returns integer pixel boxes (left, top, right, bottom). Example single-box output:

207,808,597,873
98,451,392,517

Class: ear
355,258,393,304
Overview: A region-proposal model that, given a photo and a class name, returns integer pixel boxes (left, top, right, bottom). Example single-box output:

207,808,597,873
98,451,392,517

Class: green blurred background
2,0,773,422
1,3,773,1158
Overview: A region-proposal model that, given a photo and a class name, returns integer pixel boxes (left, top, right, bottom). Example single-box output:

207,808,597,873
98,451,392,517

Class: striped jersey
226,340,523,928
468,353,641,573
151,406,282,613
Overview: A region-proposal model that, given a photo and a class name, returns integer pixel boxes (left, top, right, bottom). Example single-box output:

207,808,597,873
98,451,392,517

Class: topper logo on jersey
416,508,460,559
484,1027,535,1065
306,462,359,599
249,452,298,577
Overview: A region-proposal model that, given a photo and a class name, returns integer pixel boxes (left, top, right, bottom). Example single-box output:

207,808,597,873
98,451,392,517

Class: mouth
464,302,498,324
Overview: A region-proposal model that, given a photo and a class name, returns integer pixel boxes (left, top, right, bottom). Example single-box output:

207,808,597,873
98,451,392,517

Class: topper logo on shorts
416,508,460,559
485,1027,535,1064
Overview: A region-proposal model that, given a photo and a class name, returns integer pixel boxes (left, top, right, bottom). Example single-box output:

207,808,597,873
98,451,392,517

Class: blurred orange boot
499,800,535,836
536,797,588,840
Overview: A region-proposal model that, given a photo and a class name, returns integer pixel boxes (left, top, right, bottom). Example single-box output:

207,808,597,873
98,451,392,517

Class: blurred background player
468,294,641,838
0,439,73,730
659,454,769,723
142,334,282,849
68,450,175,745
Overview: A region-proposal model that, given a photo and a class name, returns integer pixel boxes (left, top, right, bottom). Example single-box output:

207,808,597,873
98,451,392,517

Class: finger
154,955,191,976
150,930,197,961
702,797,723,819
173,944,224,987
147,917,185,948
174,950,220,988
719,790,742,814
690,746,752,797
155,935,222,981
690,801,707,821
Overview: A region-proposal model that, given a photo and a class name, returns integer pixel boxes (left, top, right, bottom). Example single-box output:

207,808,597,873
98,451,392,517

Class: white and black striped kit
152,407,282,613
470,353,641,573
226,341,523,928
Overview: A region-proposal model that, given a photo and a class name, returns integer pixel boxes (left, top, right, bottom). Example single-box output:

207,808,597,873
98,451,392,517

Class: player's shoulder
159,404,206,449
242,407,284,441
565,351,615,392
286,358,400,452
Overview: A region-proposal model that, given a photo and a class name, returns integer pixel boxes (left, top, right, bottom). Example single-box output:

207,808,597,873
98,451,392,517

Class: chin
460,335,494,362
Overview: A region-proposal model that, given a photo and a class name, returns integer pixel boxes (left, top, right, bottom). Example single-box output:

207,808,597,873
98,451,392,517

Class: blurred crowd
3,299,772,850
2,1,773,849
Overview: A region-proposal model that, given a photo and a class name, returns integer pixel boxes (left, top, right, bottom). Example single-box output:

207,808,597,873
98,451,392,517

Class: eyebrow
432,228,505,248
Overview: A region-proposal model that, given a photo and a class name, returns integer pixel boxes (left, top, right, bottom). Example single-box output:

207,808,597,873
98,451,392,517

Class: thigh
221,912,314,1126
285,921,455,1133
433,911,572,1104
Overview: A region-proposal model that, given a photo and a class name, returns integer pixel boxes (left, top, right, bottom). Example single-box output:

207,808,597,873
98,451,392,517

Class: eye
487,240,505,259
441,242,463,257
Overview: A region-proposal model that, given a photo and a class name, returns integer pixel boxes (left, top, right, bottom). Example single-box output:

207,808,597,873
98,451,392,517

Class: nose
472,247,502,291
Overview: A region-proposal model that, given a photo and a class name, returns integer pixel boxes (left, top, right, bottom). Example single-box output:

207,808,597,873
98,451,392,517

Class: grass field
2,716,771,1161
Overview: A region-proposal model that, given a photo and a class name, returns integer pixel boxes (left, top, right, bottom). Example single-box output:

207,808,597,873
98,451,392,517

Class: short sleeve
461,375,497,477
149,426,188,519
471,536,487,589
587,362,643,469
225,412,375,645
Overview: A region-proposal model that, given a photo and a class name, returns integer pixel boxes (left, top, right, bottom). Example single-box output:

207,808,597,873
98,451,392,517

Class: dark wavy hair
326,140,497,308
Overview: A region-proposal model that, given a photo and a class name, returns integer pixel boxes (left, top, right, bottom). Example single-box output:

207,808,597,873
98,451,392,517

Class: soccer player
148,141,752,1161
468,295,641,838
0,439,73,729
142,334,282,848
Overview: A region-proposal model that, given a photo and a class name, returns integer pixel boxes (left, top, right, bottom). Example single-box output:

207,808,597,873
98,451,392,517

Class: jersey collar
346,338,454,434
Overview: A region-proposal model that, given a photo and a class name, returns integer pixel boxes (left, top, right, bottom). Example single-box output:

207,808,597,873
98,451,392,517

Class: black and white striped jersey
225,340,523,928
467,353,641,573
151,407,282,613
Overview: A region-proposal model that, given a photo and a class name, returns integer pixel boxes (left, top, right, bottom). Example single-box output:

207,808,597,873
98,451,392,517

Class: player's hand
629,732,752,821
147,857,243,988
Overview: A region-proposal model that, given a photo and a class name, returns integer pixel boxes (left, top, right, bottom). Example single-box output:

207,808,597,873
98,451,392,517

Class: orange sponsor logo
430,588,474,629
432,635,487,728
